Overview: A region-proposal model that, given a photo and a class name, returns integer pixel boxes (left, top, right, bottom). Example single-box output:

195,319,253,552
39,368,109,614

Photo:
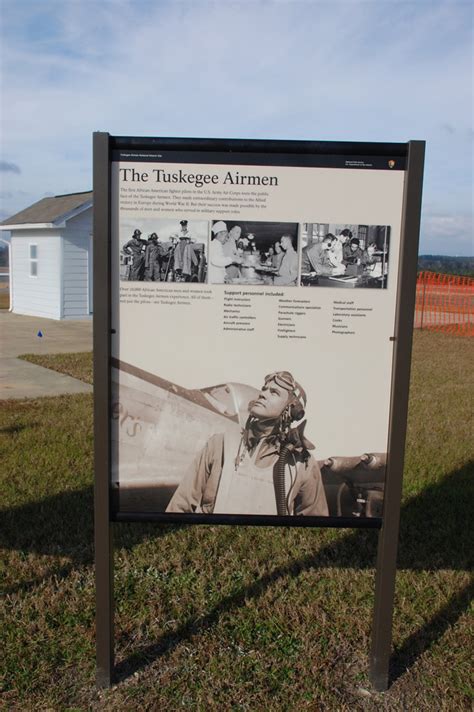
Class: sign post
93,134,424,689
369,141,425,690
93,132,114,688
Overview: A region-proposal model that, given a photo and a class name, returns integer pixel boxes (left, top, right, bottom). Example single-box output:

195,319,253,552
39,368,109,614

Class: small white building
0,191,93,319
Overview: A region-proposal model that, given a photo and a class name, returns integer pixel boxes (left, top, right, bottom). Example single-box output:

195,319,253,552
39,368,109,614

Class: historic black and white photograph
209,220,299,286
300,223,391,289
119,218,208,283
112,157,402,526
112,363,386,519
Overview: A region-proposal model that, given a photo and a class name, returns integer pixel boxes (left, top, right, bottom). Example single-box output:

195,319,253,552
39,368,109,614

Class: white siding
11,230,62,319
66,208,92,232
62,208,92,319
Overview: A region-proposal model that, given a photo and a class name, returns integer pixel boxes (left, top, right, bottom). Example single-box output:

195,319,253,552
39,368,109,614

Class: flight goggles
264,371,306,410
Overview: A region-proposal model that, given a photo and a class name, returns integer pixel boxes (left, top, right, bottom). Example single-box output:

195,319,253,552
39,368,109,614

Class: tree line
418,255,473,277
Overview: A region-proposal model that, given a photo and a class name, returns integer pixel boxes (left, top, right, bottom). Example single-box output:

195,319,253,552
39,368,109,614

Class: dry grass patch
19,352,93,385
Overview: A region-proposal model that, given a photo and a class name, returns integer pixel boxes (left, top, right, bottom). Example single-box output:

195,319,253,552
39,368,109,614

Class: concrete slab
0,312,93,399
0,312,92,358
0,357,92,400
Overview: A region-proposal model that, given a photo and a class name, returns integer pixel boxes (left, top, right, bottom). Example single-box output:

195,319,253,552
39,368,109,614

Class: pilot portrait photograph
166,371,328,516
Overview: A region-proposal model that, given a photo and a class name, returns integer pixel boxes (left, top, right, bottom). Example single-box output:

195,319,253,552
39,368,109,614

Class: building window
29,244,38,277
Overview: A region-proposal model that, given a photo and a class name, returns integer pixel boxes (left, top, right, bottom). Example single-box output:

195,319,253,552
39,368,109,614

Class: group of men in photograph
209,221,298,285
122,220,204,282
123,222,380,285
301,229,377,277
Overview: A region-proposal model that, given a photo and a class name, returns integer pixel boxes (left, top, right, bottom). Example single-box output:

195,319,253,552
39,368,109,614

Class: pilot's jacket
166,432,329,516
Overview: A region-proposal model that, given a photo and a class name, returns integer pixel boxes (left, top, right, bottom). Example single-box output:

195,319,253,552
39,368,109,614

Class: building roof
1,191,93,227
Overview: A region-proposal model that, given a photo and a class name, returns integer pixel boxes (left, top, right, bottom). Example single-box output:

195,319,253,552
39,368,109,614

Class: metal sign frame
93,133,425,689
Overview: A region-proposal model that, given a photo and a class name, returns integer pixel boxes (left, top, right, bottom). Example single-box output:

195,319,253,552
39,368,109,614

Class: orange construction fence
414,271,474,336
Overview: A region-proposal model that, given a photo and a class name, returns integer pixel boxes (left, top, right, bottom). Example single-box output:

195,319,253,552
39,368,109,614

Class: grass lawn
19,351,93,385
1,331,473,710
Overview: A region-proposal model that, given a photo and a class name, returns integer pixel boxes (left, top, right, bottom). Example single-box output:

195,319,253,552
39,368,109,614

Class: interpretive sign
93,134,425,688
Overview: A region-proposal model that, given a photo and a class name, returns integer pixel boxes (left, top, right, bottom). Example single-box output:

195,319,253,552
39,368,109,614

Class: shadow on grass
113,534,377,681
1,460,473,683
114,460,473,682
0,486,180,596
0,422,39,435
389,576,474,684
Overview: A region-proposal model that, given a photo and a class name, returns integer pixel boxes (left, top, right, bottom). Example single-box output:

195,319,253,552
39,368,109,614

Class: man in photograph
122,229,147,280
166,371,329,516
301,234,334,275
342,237,366,275
171,219,193,241
222,224,242,280
174,232,198,282
274,234,298,285
209,221,242,283
339,228,353,246
144,233,162,281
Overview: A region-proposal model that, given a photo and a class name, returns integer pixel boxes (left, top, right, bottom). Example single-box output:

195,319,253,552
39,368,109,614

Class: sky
0,0,472,255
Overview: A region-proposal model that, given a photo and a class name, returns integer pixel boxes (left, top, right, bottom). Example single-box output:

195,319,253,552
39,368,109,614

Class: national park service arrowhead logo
388,160,395,169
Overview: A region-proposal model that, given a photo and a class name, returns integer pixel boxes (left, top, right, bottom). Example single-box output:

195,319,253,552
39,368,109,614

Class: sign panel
109,139,409,524
94,135,425,689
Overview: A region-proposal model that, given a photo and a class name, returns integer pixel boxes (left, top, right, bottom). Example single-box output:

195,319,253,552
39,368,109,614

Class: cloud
2,2,472,143
441,123,455,135
0,190,28,199
0,161,21,174
420,211,473,256
0,1,472,254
